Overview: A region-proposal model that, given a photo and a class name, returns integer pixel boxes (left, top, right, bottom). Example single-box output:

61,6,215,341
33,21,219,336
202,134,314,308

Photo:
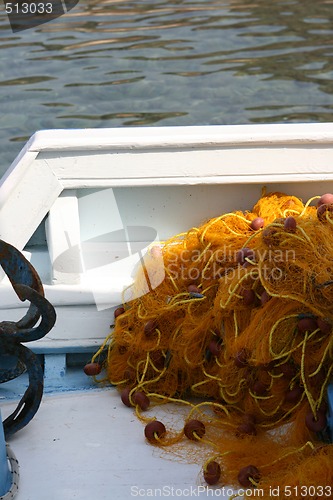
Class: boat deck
2,384,232,500
3,123,333,499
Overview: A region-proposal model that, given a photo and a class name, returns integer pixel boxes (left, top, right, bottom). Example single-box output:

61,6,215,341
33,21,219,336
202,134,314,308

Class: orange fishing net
89,191,333,499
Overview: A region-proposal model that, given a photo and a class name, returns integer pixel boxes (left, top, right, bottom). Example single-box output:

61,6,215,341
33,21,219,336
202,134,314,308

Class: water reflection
1,0,333,171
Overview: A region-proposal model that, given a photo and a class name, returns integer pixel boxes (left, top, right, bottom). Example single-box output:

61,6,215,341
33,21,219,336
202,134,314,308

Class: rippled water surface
1,0,333,173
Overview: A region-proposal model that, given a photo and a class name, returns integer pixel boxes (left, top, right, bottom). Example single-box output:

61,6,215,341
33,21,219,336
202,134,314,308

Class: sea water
1,0,333,174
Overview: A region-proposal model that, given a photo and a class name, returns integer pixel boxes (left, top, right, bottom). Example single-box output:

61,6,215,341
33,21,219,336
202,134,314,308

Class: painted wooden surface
2,390,231,500
1,123,333,250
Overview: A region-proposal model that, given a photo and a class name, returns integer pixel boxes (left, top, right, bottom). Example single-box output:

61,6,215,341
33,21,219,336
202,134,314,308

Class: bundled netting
88,191,333,499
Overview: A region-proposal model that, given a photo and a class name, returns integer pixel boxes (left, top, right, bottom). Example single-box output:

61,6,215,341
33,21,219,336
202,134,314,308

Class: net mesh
92,191,333,497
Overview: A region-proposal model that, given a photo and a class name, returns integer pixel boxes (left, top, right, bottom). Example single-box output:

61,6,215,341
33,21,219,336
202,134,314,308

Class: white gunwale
1,123,333,251
22,123,333,150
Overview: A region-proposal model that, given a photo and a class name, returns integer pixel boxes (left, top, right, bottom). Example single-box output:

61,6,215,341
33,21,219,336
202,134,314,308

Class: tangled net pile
88,191,333,499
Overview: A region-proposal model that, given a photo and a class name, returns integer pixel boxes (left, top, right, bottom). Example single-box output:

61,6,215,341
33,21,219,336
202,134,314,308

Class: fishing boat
0,123,333,499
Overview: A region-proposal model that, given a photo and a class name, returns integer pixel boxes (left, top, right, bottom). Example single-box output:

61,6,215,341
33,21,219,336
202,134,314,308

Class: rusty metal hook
0,284,56,343
0,239,44,330
0,239,56,436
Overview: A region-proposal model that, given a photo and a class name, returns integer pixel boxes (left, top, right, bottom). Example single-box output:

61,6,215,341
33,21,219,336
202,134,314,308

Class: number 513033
5,3,54,14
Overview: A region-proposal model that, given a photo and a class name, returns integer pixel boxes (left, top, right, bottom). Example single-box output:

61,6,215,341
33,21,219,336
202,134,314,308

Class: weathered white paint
45,190,83,285
0,150,62,250
33,146,333,189
2,391,227,500
23,123,333,150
